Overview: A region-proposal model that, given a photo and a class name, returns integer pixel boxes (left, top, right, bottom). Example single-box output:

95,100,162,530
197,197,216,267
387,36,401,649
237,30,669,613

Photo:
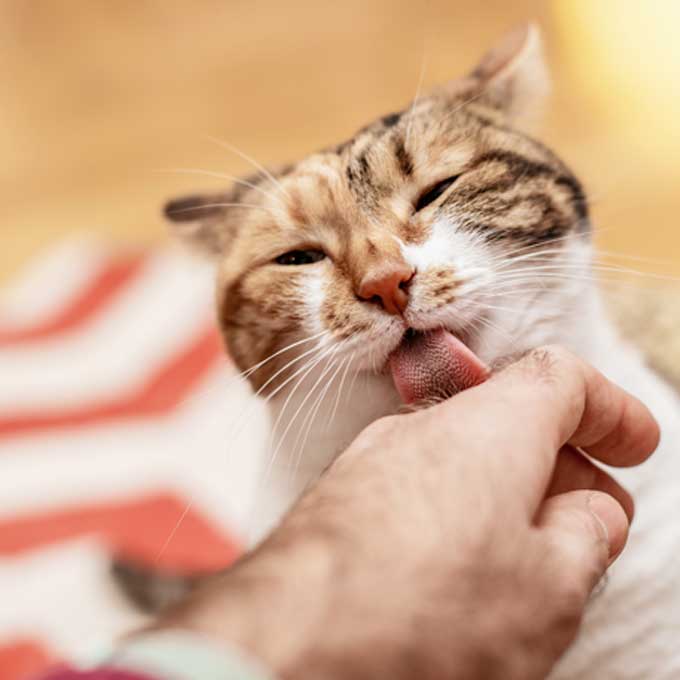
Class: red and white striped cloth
0,238,268,680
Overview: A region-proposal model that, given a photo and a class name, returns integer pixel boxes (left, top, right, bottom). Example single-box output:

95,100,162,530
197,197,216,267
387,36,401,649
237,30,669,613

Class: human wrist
154,505,491,680
153,453,525,680
157,529,346,679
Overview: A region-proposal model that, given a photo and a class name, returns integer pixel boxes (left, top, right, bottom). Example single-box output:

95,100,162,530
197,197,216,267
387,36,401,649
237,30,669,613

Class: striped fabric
41,669,156,680
0,239,269,680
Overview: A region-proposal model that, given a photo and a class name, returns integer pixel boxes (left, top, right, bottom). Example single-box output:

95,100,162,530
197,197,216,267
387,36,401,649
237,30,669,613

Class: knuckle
494,345,581,389
540,527,607,635
511,346,589,424
522,345,577,381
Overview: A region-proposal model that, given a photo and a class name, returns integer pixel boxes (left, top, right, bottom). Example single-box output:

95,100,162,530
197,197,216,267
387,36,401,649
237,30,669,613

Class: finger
491,346,660,467
429,345,659,512
548,446,634,521
538,490,629,598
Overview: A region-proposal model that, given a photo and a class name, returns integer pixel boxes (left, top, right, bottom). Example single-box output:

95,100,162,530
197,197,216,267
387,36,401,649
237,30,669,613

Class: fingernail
587,493,612,557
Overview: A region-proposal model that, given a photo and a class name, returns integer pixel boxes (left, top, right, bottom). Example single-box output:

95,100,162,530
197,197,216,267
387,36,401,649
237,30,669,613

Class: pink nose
357,264,413,315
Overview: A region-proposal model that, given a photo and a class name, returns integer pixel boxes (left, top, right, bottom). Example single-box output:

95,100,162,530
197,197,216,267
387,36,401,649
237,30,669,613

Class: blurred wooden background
2,0,680,282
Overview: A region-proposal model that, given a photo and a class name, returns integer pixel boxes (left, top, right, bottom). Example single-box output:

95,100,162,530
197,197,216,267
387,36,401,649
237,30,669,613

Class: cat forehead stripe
393,137,414,177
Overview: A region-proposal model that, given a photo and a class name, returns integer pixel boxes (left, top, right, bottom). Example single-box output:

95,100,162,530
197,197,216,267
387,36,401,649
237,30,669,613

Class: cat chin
335,324,405,373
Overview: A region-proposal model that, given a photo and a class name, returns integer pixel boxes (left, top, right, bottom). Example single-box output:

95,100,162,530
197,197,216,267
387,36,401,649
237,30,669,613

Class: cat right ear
463,23,550,125
163,193,230,256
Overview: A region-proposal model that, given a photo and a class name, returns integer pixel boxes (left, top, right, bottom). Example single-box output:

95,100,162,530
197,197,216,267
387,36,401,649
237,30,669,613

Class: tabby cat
162,25,680,679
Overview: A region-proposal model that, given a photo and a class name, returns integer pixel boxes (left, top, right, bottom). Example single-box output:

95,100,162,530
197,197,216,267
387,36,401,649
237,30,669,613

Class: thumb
538,490,630,595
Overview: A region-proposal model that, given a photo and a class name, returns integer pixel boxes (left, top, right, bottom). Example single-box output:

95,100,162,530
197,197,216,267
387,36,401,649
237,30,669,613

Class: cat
159,23,680,679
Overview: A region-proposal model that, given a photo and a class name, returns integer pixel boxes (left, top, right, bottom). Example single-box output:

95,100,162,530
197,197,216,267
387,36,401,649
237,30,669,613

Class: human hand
157,346,659,680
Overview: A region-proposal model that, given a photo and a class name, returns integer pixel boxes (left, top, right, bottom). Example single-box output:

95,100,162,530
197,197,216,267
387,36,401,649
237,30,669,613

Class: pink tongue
389,329,489,405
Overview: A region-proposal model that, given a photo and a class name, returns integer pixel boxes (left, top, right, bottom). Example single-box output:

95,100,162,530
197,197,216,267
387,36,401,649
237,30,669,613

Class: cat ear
467,23,550,123
163,193,232,256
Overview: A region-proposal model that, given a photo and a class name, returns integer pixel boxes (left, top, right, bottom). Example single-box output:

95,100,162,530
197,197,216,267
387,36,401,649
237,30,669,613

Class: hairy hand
159,346,659,680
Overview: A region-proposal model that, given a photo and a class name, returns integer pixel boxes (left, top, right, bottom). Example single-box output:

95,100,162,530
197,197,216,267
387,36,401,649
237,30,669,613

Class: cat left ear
164,193,231,256
467,23,550,124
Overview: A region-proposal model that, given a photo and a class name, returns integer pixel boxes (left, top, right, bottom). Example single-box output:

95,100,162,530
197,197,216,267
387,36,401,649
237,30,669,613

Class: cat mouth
388,328,489,404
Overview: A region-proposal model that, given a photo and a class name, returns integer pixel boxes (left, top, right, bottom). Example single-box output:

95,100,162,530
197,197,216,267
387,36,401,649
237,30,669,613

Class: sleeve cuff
106,629,277,680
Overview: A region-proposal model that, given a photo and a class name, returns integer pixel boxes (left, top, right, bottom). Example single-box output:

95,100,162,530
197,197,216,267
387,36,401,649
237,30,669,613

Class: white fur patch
399,217,488,276
301,267,328,339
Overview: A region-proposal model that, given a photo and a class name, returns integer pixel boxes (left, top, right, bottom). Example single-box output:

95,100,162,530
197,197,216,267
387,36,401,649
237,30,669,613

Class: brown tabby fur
166,24,587,394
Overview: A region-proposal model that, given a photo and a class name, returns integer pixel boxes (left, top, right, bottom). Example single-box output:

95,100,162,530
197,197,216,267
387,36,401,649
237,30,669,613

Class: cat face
166,25,590,394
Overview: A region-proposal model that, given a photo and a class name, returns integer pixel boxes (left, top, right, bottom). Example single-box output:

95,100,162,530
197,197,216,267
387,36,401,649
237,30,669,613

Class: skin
151,346,660,680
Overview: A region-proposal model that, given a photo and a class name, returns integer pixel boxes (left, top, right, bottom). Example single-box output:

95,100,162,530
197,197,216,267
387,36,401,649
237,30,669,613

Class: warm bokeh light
556,0,680,154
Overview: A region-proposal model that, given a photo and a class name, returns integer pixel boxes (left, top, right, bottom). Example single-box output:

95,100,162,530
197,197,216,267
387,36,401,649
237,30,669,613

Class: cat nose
356,264,414,315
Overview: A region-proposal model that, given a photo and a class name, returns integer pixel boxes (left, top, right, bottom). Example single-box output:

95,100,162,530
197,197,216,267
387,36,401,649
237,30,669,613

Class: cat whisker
193,330,329,437
469,308,516,346
592,249,680,270
488,230,679,279
369,342,379,374
483,227,627,266
154,500,194,565
495,264,589,281
492,263,630,280
491,246,579,268
242,346,337,539
288,356,347,486
286,360,335,470
326,353,354,431
590,265,680,284
495,260,678,280
494,271,665,288
461,271,577,301
251,336,331,398
265,343,339,452
458,269,556,297
238,330,330,382
496,234,574,259
488,242,591,270
265,344,343,481
220,332,331,441
507,288,548,338
164,167,285,206
204,135,291,199
164,201,275,217
405,44,428,148
434,84,492,131
478,286,559,299
345,358,363,408
507,278,672,297
223,337,334,470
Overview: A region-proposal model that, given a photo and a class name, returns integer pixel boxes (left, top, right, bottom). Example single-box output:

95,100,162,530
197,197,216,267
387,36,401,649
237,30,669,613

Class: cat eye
275,249,326,266
415,176,461,212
